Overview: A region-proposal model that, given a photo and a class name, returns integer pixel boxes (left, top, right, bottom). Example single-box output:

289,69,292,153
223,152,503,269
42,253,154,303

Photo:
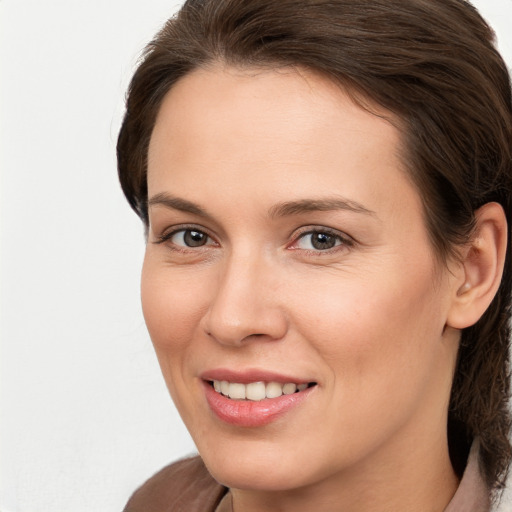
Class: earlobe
447,202,507,330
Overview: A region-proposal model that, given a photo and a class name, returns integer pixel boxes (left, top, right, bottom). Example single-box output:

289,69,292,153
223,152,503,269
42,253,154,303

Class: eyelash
153,225,354,255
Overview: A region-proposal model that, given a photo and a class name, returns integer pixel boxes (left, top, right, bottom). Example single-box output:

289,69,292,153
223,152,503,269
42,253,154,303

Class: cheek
140,257,209,359
140,256,216,421
288,271,449,462
290,261,445,395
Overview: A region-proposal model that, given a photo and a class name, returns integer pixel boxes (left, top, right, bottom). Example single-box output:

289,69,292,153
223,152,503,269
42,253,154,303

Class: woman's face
143,66,460,492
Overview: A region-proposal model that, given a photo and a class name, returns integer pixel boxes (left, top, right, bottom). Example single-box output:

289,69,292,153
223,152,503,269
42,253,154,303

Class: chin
205,459,309,492
194,434,327,492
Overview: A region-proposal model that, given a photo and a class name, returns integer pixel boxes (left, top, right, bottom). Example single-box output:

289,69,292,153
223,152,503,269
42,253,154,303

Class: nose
201,253,288,346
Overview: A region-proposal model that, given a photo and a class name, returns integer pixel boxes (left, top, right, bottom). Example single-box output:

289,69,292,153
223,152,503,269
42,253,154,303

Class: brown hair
117,0,512,493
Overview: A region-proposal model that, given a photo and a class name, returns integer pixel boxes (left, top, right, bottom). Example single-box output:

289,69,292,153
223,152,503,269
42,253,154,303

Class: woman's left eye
293,230,348,251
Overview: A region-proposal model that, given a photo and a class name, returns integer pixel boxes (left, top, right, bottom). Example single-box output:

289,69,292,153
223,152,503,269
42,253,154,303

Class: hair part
117,0,512,493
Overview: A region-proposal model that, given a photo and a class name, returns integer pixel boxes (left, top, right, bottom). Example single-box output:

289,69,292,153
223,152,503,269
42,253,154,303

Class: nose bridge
203,248,287,346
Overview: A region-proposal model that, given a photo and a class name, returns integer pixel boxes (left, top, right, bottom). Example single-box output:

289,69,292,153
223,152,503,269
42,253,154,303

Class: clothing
123,441,489,512
444,441,489,512
123,456,227,512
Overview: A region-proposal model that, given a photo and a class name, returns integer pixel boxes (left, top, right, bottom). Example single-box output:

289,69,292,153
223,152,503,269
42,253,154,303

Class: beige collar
215,490,233,512
444,440,489,512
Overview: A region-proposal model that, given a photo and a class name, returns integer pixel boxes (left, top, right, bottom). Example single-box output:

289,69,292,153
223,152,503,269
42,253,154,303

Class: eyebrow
148,192,212,218
268,197,376,218
148,192,376,219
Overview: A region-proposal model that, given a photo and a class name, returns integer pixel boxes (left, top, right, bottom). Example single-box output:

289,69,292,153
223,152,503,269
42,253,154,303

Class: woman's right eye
167,229,212,248
156,228,215,249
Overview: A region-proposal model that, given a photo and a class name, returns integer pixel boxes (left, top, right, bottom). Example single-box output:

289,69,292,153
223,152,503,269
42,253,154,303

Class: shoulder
123,456,227,512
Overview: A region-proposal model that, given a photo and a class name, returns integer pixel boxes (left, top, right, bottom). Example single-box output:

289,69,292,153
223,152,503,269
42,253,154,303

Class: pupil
312,232,335,250
184,230,206,247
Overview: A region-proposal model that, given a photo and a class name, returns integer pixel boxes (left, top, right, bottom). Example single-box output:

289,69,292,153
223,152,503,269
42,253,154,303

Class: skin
142,65,465,512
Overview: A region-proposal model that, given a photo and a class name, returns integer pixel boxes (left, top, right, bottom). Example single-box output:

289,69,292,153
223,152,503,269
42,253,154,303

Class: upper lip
200,368,315,385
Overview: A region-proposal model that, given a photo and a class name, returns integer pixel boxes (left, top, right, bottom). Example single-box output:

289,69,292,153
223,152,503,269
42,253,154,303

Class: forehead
150,64,397,140
148,64,408,197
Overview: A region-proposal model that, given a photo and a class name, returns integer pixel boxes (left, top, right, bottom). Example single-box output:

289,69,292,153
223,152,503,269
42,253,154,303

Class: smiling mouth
208,380,317,401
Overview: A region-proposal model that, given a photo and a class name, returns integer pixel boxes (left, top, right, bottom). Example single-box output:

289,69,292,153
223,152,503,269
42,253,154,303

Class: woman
117,0,512,510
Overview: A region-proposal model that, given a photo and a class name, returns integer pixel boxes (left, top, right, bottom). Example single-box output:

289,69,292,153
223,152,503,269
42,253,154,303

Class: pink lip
201,373,316,428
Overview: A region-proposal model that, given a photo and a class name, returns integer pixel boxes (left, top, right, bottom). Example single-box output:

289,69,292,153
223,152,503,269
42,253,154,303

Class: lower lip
203,381,315,427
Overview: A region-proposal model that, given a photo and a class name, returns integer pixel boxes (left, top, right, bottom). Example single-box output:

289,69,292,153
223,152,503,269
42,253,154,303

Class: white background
1,1,511,511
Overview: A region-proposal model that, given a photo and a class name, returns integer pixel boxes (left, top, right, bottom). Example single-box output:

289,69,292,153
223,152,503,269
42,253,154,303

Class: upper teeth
212,380,309,401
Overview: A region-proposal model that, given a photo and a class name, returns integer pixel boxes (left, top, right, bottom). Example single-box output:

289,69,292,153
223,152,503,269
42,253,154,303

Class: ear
446,202,508,330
